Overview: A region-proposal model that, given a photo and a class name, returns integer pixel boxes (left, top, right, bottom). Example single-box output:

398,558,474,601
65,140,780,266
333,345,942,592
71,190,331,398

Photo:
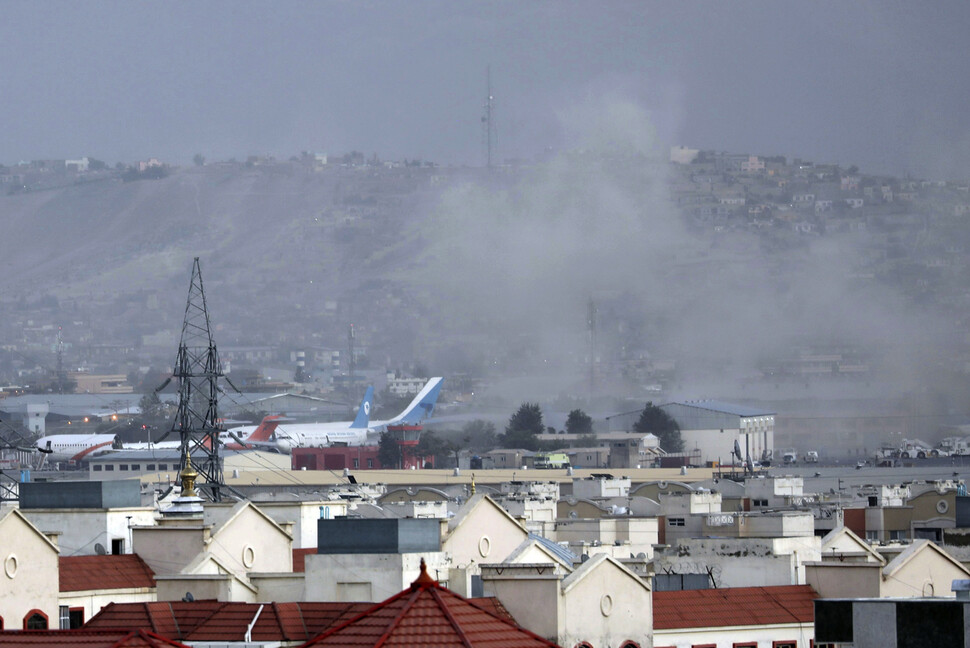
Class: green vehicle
534,453,570,469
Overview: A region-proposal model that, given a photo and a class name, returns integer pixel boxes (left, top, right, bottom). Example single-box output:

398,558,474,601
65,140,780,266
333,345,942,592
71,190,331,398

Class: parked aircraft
247,378,443,451
227,386,375,451
34,433,117,463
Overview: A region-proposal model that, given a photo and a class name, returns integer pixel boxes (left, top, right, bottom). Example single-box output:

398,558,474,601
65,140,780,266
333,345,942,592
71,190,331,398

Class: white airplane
34,416,287,463
240,378,444,451
34,433,117,463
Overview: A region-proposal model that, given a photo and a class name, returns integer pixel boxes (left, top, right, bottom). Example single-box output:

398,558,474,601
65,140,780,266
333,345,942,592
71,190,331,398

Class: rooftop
60,554,156,592
653,585,816,630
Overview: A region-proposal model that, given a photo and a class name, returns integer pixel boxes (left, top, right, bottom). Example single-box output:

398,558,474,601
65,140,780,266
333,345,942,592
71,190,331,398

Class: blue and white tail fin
350,386,374,429
390,377,444,425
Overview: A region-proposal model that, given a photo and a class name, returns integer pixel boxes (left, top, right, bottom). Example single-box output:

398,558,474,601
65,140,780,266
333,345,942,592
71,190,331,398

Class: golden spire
181,452,199,498
470,473,476,496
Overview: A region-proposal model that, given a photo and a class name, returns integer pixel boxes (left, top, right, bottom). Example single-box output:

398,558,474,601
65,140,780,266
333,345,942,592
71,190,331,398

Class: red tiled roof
653,585,817,630
86,602,227,639
0,629,189,647
298,560,561,648
87,597,520,643
293,547,315,573
60,555,156,592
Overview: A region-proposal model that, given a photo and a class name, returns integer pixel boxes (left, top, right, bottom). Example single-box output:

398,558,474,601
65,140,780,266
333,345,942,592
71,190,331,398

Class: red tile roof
60,555,156,592
293,547,315,572
653,585,817,630
87,597,520,643
298,560,561,648
0,629,189,647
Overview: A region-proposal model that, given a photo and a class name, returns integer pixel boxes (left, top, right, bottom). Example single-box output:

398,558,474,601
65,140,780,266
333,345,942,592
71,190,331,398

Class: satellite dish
182,592,194,603
94,543,107,555
581,553,590,563
733,440,742,460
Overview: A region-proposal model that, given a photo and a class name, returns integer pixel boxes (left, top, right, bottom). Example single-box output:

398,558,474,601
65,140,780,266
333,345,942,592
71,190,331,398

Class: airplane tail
248,415,284,442
390,377,444,425
350,386,375,429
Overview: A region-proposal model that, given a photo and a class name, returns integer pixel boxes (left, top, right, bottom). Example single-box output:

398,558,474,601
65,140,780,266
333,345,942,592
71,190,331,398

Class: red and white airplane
33,415,285,463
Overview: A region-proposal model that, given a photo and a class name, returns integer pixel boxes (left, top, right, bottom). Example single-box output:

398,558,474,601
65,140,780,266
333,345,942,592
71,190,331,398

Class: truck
805,450,819,463
782,449,798,465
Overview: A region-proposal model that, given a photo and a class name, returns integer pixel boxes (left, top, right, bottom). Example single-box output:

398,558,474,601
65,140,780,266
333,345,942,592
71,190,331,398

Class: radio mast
482,66,495,168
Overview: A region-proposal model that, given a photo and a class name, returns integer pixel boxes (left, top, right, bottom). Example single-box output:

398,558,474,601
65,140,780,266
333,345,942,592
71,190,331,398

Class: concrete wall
560,559,652,648
210,506,292,574
255,500,347,549
22,508,155,556
318,518,440,554
304,552,449,602
0,511,59,629
806,563,881,598
655,622,814,648
58,587,155,626
20,480,142,509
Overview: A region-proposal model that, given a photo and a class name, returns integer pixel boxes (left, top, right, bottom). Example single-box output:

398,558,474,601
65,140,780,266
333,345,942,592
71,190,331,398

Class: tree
193,154,206,167
565,409,593,435
138,391,165,420
377,431,402,469
633,401,684,452
499,403,544,451
416,431,458,468
462,420,497,451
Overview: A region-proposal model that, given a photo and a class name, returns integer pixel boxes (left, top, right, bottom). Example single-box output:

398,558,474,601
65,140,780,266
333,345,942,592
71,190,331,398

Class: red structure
291,446,383,471
289,425,435,471
387,424,433,469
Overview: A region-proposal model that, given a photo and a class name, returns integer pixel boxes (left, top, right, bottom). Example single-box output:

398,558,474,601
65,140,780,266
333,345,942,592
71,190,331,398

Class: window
773,642,797,648
130,464,140,470
104,465,114,471
146,464,156,470
752,498,769,507
865,530,879,542
93,465,103,471
60,607,83,630
889,530,906,541
620,642,641,648
111,538,124,555
692,644,717,648
733,644,757,648
158,464,168,470
367,458,374,468
119,464,129,471
669,518,685,527
353,458,360,468
24,610,48,629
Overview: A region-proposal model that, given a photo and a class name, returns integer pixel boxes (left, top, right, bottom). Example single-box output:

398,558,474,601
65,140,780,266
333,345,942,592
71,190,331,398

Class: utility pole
171,258,225,501
348,323,357,405
482,66,495,168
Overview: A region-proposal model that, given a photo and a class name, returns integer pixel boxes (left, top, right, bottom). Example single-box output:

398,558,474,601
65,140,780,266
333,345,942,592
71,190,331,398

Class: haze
2,2,970,178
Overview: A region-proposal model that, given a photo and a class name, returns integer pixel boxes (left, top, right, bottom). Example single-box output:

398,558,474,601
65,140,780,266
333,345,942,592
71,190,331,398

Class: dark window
119,464,129,471
353,458,359,468
59,606,70,630
24,611,48,629
68,608,83,629
158,464,168,470
367,458,374,468
146,464,156,470
129,464,140,470
111,538,124,555
669,518,685,527
93,465,103,472
104,465,114,471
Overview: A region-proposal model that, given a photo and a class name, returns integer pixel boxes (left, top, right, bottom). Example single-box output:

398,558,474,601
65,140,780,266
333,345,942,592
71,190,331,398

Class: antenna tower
170,258,225,501
481,66,495,168
587,298,597,396
347,323,357,403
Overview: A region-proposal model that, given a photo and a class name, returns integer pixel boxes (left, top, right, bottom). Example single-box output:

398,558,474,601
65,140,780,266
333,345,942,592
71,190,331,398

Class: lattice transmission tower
170,258,225,501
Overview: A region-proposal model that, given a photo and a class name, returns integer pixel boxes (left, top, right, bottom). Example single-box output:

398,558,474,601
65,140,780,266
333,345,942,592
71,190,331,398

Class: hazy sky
2,1,969,178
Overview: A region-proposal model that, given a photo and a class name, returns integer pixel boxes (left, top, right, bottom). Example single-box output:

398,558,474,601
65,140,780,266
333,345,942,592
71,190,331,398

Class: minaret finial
470,473,476,496
180,452,199,498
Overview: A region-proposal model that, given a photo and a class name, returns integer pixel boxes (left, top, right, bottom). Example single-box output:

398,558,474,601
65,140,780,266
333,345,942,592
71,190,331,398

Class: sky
2,1,970,179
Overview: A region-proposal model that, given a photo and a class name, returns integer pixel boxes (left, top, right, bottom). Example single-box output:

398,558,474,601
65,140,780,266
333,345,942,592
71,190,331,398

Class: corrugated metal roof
653,585,816,630
665,400,776,418
527,532,578,566
60,554,156,592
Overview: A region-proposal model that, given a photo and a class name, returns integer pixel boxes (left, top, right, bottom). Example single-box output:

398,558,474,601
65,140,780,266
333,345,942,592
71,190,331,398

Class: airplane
270,378,443,451
34,433,117,463
226,386,375,452
369,377,444,429
35,416,287,464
